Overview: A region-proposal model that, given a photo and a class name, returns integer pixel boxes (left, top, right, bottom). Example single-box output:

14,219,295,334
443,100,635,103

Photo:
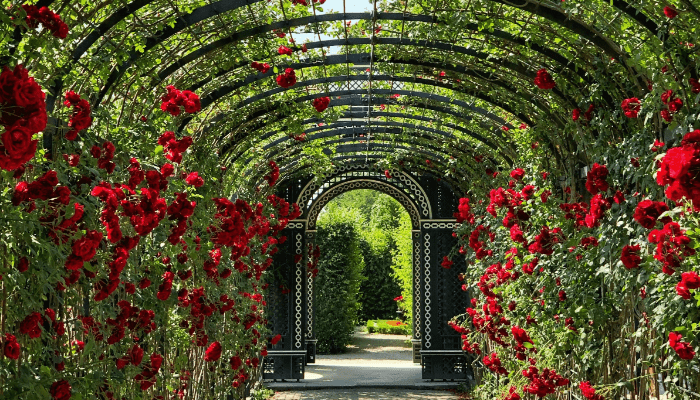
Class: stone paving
265,329,462,399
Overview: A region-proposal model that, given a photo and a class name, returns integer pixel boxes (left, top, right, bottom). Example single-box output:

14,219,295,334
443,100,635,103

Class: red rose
620,245,642,269
681,271,700,289
312,96,330,112
185,172,204,187
276,68,297,88
663,6,678,18
533,69,555,90
12,76,45,109
669,332,695,360
3,333,20,359
204,341,222,361
49,380,72,400
129,344,144,365
19,312,42,338
2,123,37,164
510,168,525,181
621,97,641,118
633,200,669,229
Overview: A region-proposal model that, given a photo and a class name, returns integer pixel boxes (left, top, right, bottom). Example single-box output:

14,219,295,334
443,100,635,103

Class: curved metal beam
182,53,570,131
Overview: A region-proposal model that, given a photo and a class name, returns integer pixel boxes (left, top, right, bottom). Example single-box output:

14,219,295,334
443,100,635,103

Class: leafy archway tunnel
1,0,699,398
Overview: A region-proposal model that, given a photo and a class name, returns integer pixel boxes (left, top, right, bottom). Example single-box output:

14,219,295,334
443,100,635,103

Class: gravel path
265,328,461,399
270,388,460,400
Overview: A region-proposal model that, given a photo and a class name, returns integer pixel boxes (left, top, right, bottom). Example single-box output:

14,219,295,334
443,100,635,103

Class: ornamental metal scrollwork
296,164,431,218
294,233,303,349
307,180,421,230
423,233,432,349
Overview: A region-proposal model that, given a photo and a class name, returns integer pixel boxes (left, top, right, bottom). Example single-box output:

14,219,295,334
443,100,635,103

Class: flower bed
366,320,411,335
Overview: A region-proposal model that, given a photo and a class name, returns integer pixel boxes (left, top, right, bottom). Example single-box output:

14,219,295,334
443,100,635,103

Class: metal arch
195,71,544,130
305,179,423,230
181,53,570,129
225,107,514,158
212,88,532,155
171,37,590,94
274,154,465,193
203,87,530,150
253,127,485,167
217,97,525,160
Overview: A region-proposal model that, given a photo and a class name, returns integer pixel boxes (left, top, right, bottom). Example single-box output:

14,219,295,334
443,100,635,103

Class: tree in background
315,205,365,353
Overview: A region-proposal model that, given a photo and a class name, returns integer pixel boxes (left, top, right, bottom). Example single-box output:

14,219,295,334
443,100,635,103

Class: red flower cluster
663,6,678,19
579,381,604,400
620,244,642,269
648,222,695,275
276,68,296,88
3,333,20,359
49,379,71,400
533,69,555,90
522,366,569,397
660,89,683,122
621,97,640,118
22,5,69,39
657,130,700,207
167,192,196,244
19,311,43,338
158,131,193,164
160,85,201,116
441,256,453,269
528,226,563,256
134,353,164,390
510,168,525,181
585,163,609,195
467,225,493,259
633,200,669,229
453,197,475,224
12,170,70,209
91,141,116,173
65,230,102,270
116,344,144,369
185,171,204,187
676,271,700,300
669,332,695,360
264,160,280,187
313,96,330,112
63,90,92,140
204,341,222,361
278,45,293,56
483,353,508,375
250,61,271,74
0,64,45,171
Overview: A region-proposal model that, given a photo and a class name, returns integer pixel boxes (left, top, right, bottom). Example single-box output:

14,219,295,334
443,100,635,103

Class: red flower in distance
663,6,678,18
669,332,695,360
572,108,580,121
621,97,641,118
441,256,453,269
510,168,525,181
620,245,642,269
49,380,71,400
585,163,609,194
185,172,204,187
276,68,297,88
313,96,330,112
204,341,222,362
21,5,69,39
633,200,669,229
3,333,20,359
271,334,282,345
278,46,293,56
160,85,201,116
533,69,555,90
579,381,604,400
63,91,92,140
250,61,271,74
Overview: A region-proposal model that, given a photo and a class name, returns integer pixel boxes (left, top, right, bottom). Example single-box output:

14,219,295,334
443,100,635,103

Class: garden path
266,328,461,399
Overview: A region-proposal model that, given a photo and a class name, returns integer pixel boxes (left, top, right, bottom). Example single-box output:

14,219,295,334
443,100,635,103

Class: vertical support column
305,230,317,364
420,221,469,381
411,231,422,364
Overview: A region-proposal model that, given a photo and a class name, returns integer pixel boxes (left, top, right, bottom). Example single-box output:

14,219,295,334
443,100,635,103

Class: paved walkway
266,329,462,399
270,388,460,399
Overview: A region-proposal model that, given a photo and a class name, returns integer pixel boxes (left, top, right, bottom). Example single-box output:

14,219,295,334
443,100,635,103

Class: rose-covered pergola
1,0,699,399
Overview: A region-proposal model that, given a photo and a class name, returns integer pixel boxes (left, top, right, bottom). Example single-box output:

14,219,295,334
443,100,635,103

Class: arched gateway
263,164,471,382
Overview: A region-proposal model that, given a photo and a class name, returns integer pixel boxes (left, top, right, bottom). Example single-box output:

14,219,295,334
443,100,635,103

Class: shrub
315,206,365,353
